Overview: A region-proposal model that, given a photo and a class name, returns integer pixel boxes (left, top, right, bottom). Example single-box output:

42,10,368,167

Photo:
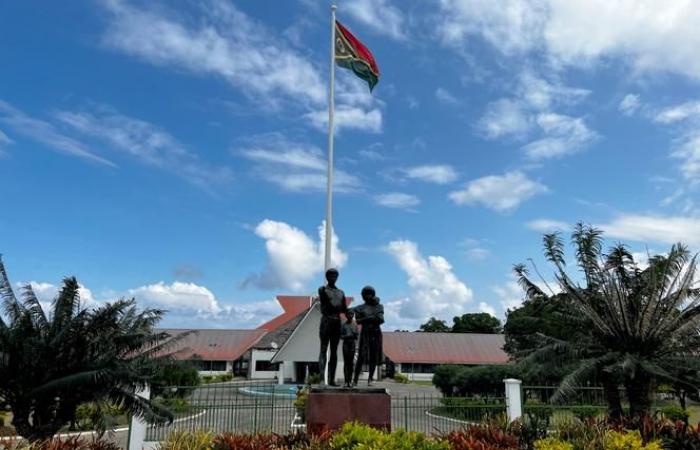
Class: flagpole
324,4,337,272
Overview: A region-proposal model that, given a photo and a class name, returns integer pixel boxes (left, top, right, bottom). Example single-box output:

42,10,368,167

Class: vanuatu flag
335,20,380,92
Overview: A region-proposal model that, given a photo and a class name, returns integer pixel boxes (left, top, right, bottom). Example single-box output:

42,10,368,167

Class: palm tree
515,224,700,418
0,256,178,441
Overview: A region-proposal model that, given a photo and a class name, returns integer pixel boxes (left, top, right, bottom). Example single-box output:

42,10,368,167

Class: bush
153,362,201,397
569,406,604,421
393,373,409,384
444,424,519,450
330,422,447,450
659,405,689,422
159,430,214,450
534,437,573,450
5,437,121,450
306,373,322,385
201,375,213,384
603,431,662,450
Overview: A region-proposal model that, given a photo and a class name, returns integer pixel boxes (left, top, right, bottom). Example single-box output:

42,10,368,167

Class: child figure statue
352,285,384,387
340,309,358,388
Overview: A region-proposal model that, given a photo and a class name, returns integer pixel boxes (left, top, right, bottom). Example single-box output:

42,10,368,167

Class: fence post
503,379,522,423
127,385,150,450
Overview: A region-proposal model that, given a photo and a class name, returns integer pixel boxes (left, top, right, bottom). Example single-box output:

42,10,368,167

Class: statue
317,268,348,386
340,309,358,388
352,285,384,386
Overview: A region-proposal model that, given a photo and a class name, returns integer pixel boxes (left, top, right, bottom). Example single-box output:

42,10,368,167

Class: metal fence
144,383,506,441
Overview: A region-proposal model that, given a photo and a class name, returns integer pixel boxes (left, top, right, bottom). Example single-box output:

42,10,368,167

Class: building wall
250,349,280,379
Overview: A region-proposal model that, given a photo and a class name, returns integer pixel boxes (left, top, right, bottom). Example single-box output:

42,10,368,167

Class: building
162,328,267,375
164,295,509,382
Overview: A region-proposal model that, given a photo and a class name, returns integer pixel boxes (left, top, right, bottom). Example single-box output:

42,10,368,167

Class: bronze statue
352,285,384,386
317,268,347,386
340,309,358,388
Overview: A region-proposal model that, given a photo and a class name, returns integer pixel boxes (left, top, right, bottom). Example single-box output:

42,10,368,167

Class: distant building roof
382,332,509,365
257,296,313,332
254,309,308,350
161,328,267,361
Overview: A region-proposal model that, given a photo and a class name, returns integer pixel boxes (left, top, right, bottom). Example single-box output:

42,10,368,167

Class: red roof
162,329,267,361
257,296,313,331
382,332,508,365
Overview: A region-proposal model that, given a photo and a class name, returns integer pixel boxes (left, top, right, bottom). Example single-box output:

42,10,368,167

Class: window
255,360,280,372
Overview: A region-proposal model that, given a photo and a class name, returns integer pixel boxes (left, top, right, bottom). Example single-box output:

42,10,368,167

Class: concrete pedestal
306,387,391,435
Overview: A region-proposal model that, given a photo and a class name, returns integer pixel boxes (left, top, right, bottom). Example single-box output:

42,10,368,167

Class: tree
514,224,700,419
0,257,178,440
418,317,450,332
452,313,502,334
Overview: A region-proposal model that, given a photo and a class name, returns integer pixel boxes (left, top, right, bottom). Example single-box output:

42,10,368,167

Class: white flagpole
324,4,337,272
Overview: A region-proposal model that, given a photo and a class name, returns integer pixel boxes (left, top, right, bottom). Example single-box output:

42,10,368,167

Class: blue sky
2,0,700,330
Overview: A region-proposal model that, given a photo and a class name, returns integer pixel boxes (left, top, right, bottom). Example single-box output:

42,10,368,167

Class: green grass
409,380,435,386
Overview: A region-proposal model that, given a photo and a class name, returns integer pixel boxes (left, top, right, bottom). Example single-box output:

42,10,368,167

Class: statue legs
319,316,341,385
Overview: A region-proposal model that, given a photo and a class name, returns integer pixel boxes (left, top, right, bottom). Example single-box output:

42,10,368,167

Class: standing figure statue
341,309,358,388
353,285,384,386
318,268,348,386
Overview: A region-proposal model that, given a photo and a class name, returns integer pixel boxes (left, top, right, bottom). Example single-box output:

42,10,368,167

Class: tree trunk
601,372,623,421
625,374,653,418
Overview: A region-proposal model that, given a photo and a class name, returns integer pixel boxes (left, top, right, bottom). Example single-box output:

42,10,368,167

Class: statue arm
377,304,385,325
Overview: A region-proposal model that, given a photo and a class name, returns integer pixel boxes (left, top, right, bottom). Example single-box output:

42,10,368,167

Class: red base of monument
306,388,391,435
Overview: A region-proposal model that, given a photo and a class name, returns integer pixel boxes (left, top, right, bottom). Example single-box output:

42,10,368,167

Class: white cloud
526,219,572,232
671,134,700,182
466,248,491,261
305,105,382,134
655,101,700,124
478,99,532,139
0,129,11,145
619,94,641,116
239,136,361,193
344,0,406,40
478,301,497,317
449,171,548,212
600,214,700,246
437,0,700,81
517,72,590,110
374,192,420,209
55,108,232,189
435,87,459,105
522,113,597,159
100,0,325,106
0,100,114,166
243,220,348,291
385,240,473,323
128,281,222,315
400,164,459,184
15,281,99,315
492,279,525,312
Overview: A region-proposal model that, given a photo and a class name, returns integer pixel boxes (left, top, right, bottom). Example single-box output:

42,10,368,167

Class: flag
334,20,380,92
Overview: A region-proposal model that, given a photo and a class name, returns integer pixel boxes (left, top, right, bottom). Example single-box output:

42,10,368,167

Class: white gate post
127,385,150,450
503,378,522,422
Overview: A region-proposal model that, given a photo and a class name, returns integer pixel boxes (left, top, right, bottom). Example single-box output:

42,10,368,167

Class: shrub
330,422,447,450
603,431,662,450
6,437,121,450
201,375,213,384
306,373,322,385
444,425,519,450
152,362,201,397
393,373,409,384
659,405,689,422
159,430,214,450
570,406,604,421
534,437,574,450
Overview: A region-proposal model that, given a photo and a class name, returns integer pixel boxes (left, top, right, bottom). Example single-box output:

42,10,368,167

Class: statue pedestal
306,387,391,435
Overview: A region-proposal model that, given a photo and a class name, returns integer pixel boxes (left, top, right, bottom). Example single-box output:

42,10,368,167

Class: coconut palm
515,223,700,418
0,256,177,440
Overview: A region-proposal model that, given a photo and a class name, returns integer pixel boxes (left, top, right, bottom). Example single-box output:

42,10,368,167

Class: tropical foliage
419,313,502,334
512,224,700,418
0,257,178,440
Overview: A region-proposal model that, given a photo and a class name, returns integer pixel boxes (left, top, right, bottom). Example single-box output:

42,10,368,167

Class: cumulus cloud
243,220,348,291
449,171,548,212
55,107,232,189
385,240,473,324
128,281,222,315
526,219,572,232
478,301,497,317
400,164,459,184
523,113,597,160
374,192,420,209
599,214,700,247
619,94,641,116
437,0,700,81
0,100,113,166
492,279,526,312
478,99,532,139
239,135,361,193
344,0,406,40
305,105,382,134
